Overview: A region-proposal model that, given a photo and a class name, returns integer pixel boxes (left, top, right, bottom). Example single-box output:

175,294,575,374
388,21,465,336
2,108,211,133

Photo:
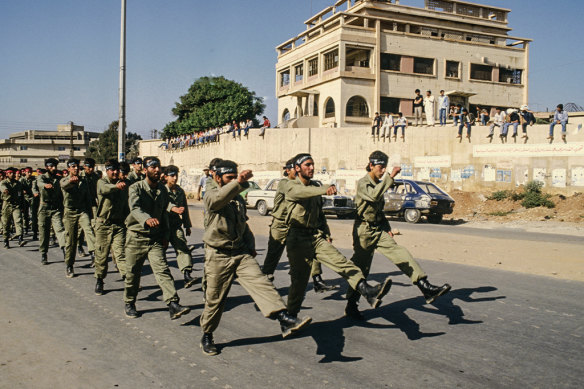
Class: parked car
246,178,356,218
383,179,455,223
239,181,261,201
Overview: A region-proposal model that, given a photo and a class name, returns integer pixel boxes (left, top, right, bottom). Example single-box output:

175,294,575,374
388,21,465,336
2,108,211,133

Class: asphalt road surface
1,213,582,388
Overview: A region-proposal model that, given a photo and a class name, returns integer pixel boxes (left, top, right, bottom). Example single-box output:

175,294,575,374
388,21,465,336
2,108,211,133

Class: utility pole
69,121,75,158
118,0,126,162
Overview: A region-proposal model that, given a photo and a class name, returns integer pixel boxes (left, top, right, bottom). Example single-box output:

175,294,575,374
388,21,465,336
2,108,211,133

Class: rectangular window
413,57,434,75
294,64,303,82
499,68,522,84
380,97,401,115
73,146,81,151
470,64,493,81
19,145,28,150
280,69,290,87
381,53,401,71
323,49,339,71
308,57,318,77
346,48,370,68
445,61,460,78
20,158,27,163
57,146,66,151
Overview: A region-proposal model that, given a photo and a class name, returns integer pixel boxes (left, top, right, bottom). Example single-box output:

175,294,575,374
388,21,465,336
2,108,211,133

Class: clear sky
0,0,582,139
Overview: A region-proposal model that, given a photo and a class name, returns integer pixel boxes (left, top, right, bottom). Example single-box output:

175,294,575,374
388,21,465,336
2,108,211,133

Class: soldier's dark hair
367,150,389,172
67,158,80,167
215,160,238,176
96,170,103,178
132,157,143,165
105,159,120,171
208,158,223,171
415,89,420,93
45,158,59,167
292,153,312,167
165,165,179,176
119,162,130,174
143,156,160,168
84,158,96,167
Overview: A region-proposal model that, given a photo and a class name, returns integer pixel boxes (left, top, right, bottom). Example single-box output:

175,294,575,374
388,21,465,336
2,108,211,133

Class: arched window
282,109,290,122
346,96,369,117
324,98,335,118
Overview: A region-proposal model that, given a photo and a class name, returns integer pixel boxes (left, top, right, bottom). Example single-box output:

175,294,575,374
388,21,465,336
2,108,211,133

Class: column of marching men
1,151,452,356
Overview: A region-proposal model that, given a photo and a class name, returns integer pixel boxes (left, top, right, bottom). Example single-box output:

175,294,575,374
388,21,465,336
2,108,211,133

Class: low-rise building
276,0,531,127
0,123,99,168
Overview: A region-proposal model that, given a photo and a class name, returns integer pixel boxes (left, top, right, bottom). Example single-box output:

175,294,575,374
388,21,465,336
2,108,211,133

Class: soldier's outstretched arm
60,176,74,191
128,184,153,227
205,180,244,211
358,174,394,203
285,180,328,201
97,180,118,196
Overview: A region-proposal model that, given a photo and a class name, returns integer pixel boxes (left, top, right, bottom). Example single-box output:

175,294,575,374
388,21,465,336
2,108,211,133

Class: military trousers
77,205,97,247
63,210,95,266
2,205,22,240
200,246,286,334
38,207,66,254
94,219,126,279
262,219,323,277
25,197,39,234
168,226,192,273
347,222,426,303
286,229,365,316
124,232,178,305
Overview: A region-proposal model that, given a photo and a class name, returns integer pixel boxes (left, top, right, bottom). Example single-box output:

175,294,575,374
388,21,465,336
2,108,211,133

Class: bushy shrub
488,190,510,201
520,180,555,209
510,191,524,201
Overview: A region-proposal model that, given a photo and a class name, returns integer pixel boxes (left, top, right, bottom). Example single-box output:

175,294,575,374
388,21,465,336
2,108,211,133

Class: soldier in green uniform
123,156,190,320
127,157,145,184
20,167,39,240
1,167,26,248
165,165,197,288
200,159,311,356
35,159,67,264
346,151,451,319
60,158,96,278
284,153,393,319
200,158,222,297
262,159,335,292
78,158,99,260
93,159,130,295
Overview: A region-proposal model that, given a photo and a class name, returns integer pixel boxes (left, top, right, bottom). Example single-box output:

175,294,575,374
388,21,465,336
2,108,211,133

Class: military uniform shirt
125,180,169,241
354,173,394,230
96,177,130,223
166,184,192,229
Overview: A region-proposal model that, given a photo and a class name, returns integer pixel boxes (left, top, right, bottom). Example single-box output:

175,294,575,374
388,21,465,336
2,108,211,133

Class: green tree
162,76,265,138
85,121,142,164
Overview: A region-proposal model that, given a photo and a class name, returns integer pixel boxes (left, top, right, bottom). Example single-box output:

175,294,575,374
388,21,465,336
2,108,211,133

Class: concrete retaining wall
141,115,584,195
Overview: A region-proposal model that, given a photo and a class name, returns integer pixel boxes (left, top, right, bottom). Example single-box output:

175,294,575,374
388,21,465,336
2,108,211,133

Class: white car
246,178,356,218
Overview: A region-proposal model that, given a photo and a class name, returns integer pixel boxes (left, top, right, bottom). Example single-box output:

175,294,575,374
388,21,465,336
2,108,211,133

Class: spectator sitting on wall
453,104,462,127
487,107,506,143
501,108,520,143
380,112,394,141
519,105,535,143
480,108,490,126
548,104,569,144
456,107,475,142
393,112,407,142
371,112,382,140
259,116,270,138
244,119,252,138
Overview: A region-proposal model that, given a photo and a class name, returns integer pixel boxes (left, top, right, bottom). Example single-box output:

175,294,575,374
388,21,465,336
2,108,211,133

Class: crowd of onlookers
162,116,271,150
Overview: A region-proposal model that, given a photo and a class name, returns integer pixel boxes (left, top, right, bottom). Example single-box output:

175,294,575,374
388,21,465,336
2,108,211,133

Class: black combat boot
95,278,104,295
18,235,25,247
78,245,87,258
313,274,337,293
4,238,9,249
89,251,95,268
200,333,218,356
41,253,48,265
66,265,74,278
266,273,275,282
345,294,364,320
125,303,139,318
277,311,312,338
168,301,190,320
416,278,451,304
357,277,392,308
183,270,196,288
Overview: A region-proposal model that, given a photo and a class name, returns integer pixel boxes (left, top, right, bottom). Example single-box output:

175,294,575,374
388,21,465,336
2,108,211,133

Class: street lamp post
118,0,126,162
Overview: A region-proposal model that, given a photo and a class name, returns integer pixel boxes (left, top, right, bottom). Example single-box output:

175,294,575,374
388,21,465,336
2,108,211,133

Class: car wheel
257,200,268,216
427,213,443,224
404,208,421,223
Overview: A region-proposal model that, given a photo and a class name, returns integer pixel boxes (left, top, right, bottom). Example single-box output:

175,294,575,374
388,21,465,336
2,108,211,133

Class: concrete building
0,123,100,168
275,0,531,128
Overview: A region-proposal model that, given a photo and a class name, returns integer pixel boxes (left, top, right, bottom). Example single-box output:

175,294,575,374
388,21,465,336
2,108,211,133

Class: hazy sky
0,0,582,139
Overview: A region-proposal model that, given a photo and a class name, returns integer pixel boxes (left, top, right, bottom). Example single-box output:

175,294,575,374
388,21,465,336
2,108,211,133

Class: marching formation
2,151,451,357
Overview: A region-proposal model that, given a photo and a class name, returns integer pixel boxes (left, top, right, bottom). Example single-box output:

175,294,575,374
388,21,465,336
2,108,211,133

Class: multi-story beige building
275,0,531,127
0,123,100,168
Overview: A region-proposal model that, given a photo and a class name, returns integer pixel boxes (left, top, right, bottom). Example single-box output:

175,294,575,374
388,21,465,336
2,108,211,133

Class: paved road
1,219,583,388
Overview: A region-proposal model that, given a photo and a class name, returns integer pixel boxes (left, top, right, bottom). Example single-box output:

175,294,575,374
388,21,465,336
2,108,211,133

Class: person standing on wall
413,89,424,126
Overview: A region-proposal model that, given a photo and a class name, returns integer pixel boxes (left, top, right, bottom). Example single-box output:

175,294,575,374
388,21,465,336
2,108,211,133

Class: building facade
0,123,100,168
275,0,531,127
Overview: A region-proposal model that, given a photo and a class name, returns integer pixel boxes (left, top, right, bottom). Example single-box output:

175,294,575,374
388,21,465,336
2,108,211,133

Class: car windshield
250,182,261,190
416,182,445,195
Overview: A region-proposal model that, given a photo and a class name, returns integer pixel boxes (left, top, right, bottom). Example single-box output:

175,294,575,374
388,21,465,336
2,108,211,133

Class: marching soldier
284,153,393,319
20,167,39,240
262,159,335,293
119,161,131,181
35,158,67,265
165,165,197,288
346,151,451,319
93,159,130,295
200,159,311,356
60,158,96,278
127,157,145,184
123,156,190,320
78,158,99,260
1,167,26,248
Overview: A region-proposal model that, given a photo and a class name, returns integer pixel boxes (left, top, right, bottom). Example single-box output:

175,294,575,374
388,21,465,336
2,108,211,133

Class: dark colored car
383,179,455,223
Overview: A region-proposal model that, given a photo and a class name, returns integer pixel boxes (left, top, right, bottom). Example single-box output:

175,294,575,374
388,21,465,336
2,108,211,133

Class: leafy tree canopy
85,121,142,164
162,76,265,138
